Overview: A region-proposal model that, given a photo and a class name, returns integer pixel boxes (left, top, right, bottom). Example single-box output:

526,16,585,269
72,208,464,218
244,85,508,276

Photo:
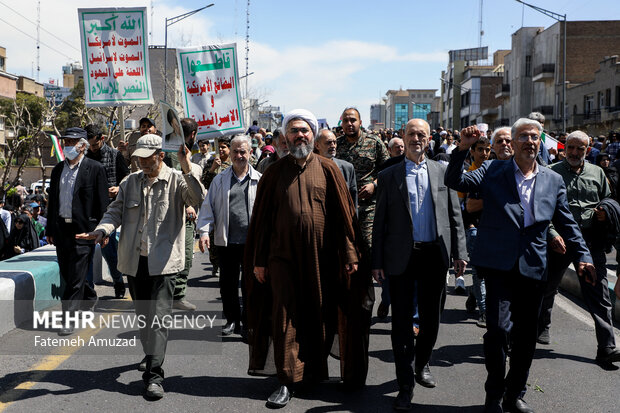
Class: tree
0,93,56,201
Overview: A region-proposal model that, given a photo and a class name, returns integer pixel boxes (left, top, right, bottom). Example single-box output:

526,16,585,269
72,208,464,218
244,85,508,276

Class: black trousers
479,266,544,401
389,243,447,389
217,244,247,325
539,247,615,350
127,256,176,385
55,221,97,313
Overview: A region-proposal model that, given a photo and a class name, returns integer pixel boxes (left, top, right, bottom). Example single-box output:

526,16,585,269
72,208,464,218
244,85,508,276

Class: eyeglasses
494,138,512,144
289,127,311,135
516,133,540,142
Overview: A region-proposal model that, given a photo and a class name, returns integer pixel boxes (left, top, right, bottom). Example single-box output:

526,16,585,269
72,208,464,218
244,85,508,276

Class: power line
0,17,75,61
0,0,80,52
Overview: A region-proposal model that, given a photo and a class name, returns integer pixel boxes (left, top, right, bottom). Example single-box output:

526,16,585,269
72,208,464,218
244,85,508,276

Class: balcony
533,64,555,82
495,83,510,99
533,105,554,116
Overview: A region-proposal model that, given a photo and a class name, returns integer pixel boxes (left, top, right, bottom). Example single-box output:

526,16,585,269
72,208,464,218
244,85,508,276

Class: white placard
78,7,153,106
177,44,245,139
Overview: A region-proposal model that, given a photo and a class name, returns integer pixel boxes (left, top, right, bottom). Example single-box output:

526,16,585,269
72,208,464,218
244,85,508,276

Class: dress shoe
173,299,196,311
595,348,620,367
414,364,436,388
58,325,75,336
377,301,389,319
114,282,126,299
465,293,477,313
222,321,236,336
502,397,534,413
393,385,413,411
145,382,164,399
138,357,148,372
266,385,292,408
536,329,550,345
483,397,503,413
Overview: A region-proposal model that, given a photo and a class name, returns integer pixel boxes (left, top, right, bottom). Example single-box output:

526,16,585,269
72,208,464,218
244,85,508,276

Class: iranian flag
49,134,64,162
541,132,564,152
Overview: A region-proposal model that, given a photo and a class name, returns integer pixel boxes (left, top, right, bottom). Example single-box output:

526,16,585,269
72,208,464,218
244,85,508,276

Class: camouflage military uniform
166,151,205,301
200,157,232,277
336,131,389,249
201,157,232,190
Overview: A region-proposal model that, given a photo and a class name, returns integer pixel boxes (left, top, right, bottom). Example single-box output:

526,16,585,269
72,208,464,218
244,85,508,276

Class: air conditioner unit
124,119,137,130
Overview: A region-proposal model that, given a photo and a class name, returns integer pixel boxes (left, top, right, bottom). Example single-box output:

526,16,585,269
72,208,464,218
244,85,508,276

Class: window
411,103,431,120
605,89,611,108
461,92,470,108
0,116,4,131
394,103,408,131
584,94,594,115
616,86,620,107
525,56,532,77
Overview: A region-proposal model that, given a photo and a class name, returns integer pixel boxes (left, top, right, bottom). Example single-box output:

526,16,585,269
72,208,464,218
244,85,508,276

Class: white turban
282,109,318,137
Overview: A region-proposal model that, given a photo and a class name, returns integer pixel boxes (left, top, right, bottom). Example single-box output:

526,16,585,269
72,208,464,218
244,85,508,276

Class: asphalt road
0,252,618,413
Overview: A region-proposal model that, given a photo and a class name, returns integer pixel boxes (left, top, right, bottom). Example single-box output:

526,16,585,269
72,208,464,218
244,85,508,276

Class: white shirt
513,159,538,227
0,208,10,231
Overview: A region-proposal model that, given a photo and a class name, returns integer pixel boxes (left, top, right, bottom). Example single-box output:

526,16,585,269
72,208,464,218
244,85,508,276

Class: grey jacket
372,158,468,275
197,165,261,246
96,163,204,276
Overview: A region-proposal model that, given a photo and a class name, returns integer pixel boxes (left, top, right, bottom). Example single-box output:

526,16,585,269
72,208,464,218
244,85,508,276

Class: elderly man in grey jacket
197,134,261,338
77,134,204,400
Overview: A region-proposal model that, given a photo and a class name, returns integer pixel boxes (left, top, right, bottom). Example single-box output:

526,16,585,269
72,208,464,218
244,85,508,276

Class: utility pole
36,1,40,82
245,0,250,100
515,0,567,132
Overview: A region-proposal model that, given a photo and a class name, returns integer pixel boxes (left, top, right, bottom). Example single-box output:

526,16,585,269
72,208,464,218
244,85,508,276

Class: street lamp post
516,0,567,132
164,4,214,102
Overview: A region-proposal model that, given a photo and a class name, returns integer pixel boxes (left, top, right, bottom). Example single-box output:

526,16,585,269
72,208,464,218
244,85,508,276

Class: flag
541,132,564,152
50,134,64,162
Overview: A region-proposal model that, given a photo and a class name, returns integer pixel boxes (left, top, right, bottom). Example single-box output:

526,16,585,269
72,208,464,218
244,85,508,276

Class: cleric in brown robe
244,109,373,408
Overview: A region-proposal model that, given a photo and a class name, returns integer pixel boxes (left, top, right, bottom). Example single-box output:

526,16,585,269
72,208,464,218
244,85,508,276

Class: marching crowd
1,108,620,412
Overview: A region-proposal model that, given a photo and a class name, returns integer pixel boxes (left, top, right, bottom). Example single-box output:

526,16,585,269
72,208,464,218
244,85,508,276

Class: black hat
139,117,156,128
60,127,87,139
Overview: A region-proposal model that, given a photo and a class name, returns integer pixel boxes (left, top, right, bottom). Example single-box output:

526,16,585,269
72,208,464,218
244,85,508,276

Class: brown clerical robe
244,153,373,387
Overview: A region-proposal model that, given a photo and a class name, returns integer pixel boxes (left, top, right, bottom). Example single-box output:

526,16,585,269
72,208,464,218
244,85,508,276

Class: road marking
0,315,110,411
556,294,620,340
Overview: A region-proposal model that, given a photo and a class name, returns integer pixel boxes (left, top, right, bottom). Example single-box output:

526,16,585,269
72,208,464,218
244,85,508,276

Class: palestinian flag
541,132,564,152
50,134,64,162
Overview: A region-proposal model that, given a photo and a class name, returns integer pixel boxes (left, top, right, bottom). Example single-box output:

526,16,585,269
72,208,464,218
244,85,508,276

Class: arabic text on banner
177,44,244,138
78,7,153,106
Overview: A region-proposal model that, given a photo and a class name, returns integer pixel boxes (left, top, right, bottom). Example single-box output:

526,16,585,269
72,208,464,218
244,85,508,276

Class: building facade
566,55,620,134
385,89,437,132
497,21,620,132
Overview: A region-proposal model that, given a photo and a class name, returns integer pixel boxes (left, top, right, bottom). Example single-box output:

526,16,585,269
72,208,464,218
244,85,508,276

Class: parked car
30,179,51,193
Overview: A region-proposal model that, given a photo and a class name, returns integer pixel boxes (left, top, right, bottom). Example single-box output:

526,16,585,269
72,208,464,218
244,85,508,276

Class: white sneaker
454,276,466,294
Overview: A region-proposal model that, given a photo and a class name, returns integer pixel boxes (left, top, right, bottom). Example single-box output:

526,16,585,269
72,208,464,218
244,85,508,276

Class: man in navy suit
445,118,595,413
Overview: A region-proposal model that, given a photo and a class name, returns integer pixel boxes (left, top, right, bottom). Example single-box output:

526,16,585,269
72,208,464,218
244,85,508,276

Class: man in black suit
314,128,358,208
47,127,109,336
372,118,468,411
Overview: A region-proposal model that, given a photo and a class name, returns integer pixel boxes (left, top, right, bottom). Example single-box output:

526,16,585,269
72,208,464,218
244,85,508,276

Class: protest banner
160,101,184,152
78,7,153,107
177,44,244,139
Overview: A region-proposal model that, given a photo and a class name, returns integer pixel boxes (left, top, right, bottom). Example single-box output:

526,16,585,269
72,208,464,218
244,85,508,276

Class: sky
1,0,620,126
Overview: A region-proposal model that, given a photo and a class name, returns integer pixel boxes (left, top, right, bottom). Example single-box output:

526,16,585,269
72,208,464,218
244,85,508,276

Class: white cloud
0,1,445,125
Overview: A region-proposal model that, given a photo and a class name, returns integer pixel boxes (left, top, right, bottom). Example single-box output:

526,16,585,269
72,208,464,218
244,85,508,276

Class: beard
497,148,512,160
289,142,312,159
566,155,584,167
276,147,289,158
